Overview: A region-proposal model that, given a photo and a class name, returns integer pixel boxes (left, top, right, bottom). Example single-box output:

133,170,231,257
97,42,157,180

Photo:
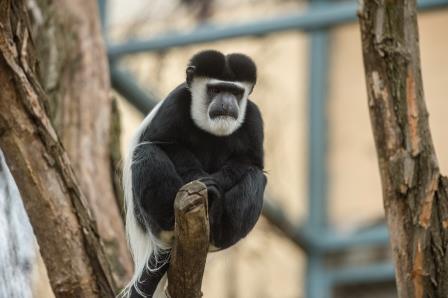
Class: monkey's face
190,78,252,136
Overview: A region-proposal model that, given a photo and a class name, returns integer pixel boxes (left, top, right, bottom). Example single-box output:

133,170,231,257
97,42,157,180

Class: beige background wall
116,3,448,297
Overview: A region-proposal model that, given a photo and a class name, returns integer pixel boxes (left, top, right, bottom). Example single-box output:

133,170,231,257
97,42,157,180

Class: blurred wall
115,3,448,297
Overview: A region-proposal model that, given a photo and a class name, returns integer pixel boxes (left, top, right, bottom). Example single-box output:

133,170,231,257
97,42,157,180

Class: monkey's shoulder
240,100,264,144
142,84,192,141
244,100,263,128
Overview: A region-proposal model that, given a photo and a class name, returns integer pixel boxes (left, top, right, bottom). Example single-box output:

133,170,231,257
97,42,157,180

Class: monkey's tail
120,101,167,298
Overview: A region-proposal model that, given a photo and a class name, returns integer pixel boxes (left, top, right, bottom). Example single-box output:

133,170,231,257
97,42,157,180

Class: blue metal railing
107,0,448,59
99,0,448,297
110,64,158,113
306,1,329,294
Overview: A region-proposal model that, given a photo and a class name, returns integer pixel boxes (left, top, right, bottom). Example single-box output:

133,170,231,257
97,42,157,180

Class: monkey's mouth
209,110,238,119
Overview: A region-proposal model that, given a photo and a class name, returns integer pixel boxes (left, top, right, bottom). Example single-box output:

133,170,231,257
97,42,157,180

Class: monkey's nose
209,94,239,119
221,102,232,113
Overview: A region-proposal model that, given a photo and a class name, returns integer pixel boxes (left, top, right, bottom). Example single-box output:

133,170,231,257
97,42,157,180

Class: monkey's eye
234,89,244,99
208,87,220,95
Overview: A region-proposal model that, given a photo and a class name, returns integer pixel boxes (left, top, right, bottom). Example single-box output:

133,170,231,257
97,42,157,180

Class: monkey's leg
208,167,267,249
132,144,183,235
129,250,170,298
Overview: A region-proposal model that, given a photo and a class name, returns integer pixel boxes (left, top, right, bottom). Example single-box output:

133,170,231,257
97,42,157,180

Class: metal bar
418,0,448,8
110,64,158,114
306,0,329,294
327,263,395,285
107,1,355,58
262,198,315,252
98,0,107,34
107,0,448,58
263,205,389,253
307,29,328,232
319,225,389,252
307,255,330,298
269,223,390,253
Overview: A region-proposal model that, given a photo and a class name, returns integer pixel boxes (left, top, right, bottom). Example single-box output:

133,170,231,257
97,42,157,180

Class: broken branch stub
166,180,210,298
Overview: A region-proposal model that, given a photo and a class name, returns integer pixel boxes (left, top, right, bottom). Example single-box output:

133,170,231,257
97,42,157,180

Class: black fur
187,50,257,85
134,84,266,240
129,51,266,297
129,251,170,298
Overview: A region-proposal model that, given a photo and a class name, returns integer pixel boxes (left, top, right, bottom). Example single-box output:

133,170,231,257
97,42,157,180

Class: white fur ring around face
190,78,251,136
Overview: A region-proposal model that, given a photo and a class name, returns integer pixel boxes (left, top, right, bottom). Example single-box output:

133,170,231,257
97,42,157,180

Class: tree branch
358,1,448,297
166,180,210,298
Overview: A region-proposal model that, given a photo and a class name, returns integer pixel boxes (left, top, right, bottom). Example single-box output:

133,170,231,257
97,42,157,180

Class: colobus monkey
122,50,267,297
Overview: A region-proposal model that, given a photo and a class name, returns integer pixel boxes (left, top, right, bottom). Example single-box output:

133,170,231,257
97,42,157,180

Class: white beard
190,78,251,136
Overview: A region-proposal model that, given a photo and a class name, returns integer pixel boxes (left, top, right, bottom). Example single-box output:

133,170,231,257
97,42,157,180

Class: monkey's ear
186,65,196,87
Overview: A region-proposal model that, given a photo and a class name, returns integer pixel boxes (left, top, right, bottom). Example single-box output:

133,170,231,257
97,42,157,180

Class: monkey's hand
199,176,223,238
160,144,208,183
198,176,222,206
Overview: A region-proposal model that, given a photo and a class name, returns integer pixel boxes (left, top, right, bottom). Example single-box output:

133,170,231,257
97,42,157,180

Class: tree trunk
358,1,448,297
31,0,132,284
0,0,116,296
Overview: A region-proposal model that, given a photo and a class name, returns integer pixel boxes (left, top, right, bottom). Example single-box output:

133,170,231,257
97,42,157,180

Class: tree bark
0,0,116,296
31,0,132,285
0,149,54,298
358,1,448,297
167,181,210,298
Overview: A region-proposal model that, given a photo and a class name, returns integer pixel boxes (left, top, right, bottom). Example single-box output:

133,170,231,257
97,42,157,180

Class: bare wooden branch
358,1,448,297
0,0,116,296
167,181,210,298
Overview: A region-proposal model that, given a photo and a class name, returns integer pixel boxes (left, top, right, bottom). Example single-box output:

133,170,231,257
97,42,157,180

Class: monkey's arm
132,143,184,232
160,144,209,183
210,161,258,192
209,166,266,249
